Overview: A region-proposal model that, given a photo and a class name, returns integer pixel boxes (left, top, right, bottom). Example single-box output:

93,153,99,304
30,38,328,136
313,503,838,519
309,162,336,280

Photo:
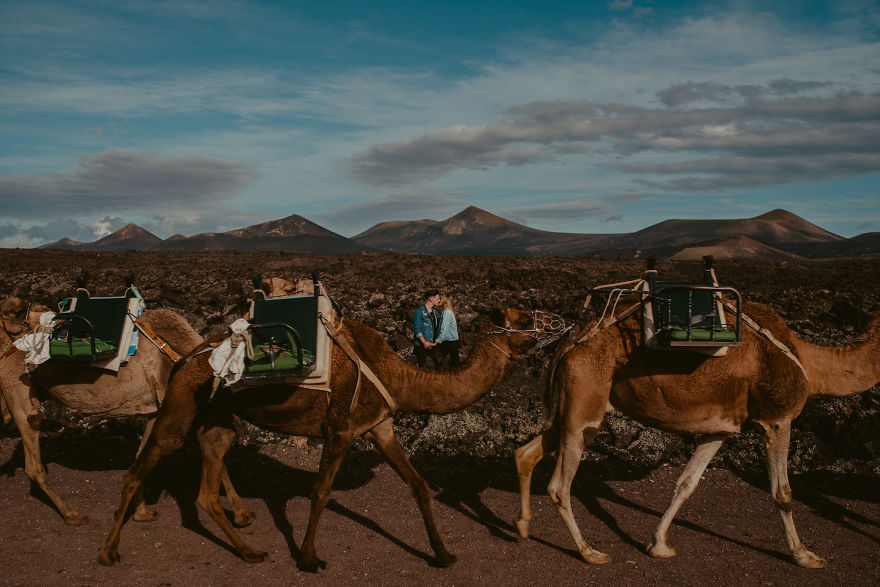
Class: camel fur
0,298,251,526
100,307,565,571
514,300,880,569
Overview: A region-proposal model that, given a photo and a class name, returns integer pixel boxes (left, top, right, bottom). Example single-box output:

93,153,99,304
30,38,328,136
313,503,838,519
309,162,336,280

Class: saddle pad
245,346,316,373
660,326,738,342
49,338,118,359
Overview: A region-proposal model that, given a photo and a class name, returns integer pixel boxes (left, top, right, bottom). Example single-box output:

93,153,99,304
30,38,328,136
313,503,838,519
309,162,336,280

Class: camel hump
741,301,801,355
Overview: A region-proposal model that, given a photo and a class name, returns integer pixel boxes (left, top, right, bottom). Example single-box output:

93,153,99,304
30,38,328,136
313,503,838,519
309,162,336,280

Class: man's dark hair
424,288,440,300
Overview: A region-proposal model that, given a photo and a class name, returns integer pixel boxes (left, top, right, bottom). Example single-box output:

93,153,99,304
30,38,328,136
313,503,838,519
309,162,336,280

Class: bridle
0,302,31,348
488,310,572,359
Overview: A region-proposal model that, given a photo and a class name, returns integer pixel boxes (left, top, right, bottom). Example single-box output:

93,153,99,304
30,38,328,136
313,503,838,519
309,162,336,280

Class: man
412,288,442,369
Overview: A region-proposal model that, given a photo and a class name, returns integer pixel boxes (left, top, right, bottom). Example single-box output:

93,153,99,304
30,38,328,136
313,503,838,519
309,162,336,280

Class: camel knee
546,480,564,507
409,477,431,502
24,461,48,483
155,434,186,454
675,476,697,498
772,484,793,513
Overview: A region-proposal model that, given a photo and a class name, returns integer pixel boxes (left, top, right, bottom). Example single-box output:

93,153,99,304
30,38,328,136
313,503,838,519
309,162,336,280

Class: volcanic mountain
152,214,371,254
591,209,842,253
42,224,162,252
353,206,610,255
34,207,867,259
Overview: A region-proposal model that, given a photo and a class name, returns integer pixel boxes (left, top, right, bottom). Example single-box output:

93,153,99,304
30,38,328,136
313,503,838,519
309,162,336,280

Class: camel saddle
48,277,145,371
231,274,333,389
642,256,742,355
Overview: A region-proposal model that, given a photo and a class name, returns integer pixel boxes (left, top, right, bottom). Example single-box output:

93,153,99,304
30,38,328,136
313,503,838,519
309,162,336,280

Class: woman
435,294,460,369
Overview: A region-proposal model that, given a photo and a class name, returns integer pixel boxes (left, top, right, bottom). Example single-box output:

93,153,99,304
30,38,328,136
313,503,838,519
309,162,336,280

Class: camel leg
99,429,189,566
221,466,257,528
1,383,87,525
1,393,10,424
298,430,355,572
761,420,826,568
365,418,457,568
514,425,560,538
647,433,727,558
547,424,610,565
195,423,267,563
131,417,159,522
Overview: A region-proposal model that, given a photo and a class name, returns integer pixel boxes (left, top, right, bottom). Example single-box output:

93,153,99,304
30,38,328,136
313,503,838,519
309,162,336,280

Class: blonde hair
440,294,454,313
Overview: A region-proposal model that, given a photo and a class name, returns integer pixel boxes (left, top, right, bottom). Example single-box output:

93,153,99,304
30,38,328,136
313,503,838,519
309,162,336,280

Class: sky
1,0,879,247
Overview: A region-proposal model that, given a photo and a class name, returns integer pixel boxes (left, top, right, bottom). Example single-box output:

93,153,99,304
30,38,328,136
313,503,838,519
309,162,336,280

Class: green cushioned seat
245,347,316,373
50,293,135,361
245,290,320,376
660,326,738,342
49,338,118,359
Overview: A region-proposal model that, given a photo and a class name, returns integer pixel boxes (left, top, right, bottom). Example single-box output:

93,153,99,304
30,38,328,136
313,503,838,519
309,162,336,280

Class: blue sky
1,0,878,247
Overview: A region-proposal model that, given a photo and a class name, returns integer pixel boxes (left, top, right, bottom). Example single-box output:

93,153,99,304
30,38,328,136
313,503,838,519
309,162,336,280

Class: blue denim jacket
413,304,440,347
435,308,459,343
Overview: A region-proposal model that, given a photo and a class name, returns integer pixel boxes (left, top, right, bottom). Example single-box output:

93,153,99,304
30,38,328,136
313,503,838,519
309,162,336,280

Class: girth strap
134,318,182,363
319,315,398,413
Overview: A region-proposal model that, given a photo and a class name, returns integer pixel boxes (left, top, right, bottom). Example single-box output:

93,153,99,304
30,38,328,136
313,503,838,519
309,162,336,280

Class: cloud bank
348,84,880,194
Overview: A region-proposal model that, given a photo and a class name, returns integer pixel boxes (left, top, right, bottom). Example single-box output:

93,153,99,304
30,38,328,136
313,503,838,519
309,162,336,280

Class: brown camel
514,300,880,569
0,297,252,527
100,307,567,570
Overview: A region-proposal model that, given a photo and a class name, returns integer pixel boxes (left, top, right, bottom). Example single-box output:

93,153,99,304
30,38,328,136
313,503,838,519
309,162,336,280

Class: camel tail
542,341,574,428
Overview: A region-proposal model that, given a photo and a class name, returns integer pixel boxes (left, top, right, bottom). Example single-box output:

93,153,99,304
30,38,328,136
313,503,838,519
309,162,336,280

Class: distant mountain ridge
34,207,874,259
152,214,371,254
41,223,162,252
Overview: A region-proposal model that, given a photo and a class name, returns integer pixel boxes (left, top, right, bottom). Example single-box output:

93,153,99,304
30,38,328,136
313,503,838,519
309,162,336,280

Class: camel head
491,308,571,355
0,297,31,340
261,278,298,297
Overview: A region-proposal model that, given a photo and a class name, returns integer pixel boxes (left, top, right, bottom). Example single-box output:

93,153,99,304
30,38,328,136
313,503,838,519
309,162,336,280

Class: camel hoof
647,542,677,559
99,549,120,566
132,508,159,523
297,556,327,573
239,547,268,564
581,548,611,565
233,509,257,528
433,551,457,568
515,517,530,539
794,549,826,569
64,512,88,526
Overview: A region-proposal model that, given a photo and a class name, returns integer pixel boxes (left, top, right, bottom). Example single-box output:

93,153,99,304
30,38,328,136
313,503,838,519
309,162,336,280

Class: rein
487,310,572,359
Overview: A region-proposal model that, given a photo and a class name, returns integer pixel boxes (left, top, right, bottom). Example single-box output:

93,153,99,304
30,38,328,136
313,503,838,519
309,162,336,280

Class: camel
100,306,568,570
0,297,252,527
513,299,880,568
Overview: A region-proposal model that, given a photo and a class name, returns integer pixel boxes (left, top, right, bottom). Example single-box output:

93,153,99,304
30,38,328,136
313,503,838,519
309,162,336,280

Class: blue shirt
413,304,440,347
435,308,459,343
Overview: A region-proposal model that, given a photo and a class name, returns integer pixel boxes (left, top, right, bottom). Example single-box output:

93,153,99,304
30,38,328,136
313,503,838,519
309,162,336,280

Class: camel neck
795,314,880,398
352,327,517,414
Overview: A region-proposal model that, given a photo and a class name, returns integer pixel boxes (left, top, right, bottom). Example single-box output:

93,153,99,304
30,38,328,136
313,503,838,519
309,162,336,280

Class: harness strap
722,301,808,381
319,315,398,413
575,301,642,344
134,318,182,363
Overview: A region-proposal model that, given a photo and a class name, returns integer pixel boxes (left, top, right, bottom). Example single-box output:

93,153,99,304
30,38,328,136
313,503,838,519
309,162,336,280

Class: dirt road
1,435,877,586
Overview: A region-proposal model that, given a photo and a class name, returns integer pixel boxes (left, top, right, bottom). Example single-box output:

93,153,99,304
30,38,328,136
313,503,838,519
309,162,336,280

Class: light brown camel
100,307,567,570
0,297,252,527
514,300,880,569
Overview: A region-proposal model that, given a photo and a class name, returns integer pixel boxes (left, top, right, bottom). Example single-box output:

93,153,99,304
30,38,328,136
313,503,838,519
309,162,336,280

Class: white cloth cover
209,318,251,386
13,311,55,365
